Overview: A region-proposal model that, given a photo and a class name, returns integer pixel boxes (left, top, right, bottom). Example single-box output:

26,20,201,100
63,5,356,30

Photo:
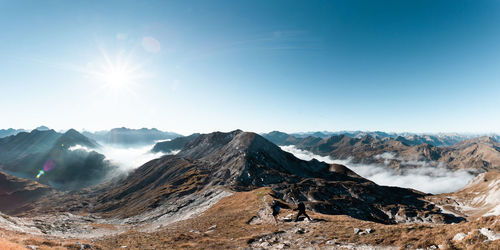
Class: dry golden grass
0,237,25,250
89,223,118,231
0,228,101,250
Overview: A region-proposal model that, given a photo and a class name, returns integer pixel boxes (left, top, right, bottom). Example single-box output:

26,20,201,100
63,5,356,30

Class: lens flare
36,159,56,179
36,170,45,179
43,159,56,171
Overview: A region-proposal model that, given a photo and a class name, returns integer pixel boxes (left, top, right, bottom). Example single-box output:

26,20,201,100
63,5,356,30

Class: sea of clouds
69,143,177,171
280,145,475,194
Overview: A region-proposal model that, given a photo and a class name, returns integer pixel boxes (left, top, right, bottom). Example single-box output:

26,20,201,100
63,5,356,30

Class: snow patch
452,233,467,241
479,228,500,241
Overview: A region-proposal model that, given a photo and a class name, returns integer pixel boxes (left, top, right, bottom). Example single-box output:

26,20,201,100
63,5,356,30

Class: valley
0,128,498,249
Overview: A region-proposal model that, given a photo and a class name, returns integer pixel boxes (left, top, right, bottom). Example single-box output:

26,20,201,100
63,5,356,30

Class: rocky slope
0,171,52,215
440,137,500,171
430,170,500,218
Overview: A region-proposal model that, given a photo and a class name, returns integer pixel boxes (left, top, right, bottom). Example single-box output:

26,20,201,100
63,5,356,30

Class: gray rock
326,239,337,245
208,225,217,230
353,228,360,234
365,228,373,234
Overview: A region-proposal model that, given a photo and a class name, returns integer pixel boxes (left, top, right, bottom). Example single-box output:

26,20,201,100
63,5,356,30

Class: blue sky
0,0,499,134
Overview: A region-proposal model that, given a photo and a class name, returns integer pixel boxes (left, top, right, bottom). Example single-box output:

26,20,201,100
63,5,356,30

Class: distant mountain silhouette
83,127,181,146
34,125,50,131
274,131,479,147
0,128,26,138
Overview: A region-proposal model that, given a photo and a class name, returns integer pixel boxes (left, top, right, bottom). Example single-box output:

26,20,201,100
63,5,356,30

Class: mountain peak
177,130,245,159
57,129,98,148
34,125,50,131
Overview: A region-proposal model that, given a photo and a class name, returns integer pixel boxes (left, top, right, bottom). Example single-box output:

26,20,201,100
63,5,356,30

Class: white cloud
280,145,475,194
68,144,93,152
69,143,177,171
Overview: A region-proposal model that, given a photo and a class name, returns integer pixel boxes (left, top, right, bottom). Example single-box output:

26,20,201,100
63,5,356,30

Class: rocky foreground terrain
0,187,498,249
0,130,498,249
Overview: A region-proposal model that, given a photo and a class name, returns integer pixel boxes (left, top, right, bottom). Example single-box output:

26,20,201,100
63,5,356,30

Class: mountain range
262,131,500,172
23,130,462,226
0,128,26,139
289,131,499,147
0,128,498,248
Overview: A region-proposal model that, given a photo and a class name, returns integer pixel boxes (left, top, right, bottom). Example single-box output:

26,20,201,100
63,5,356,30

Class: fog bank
69,143,171,171
281,145,475,194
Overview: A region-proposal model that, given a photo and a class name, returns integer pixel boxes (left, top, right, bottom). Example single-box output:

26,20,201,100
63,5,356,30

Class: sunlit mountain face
1,1,500,249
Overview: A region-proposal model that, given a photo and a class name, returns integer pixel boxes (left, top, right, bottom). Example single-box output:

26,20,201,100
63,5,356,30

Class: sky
1,0,500,135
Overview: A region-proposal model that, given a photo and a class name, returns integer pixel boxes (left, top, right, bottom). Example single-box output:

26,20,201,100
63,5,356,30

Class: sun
86,48,147,94
103,66,133,90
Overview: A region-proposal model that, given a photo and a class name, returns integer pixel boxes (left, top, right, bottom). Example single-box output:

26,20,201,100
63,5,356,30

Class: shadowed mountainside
0,170,53,215
0,129,116,190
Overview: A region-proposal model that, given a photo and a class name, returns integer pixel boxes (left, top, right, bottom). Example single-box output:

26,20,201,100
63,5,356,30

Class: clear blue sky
1,0,499,134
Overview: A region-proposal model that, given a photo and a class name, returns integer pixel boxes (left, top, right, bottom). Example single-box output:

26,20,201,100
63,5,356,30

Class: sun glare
103,67,132,89
87,48,147,95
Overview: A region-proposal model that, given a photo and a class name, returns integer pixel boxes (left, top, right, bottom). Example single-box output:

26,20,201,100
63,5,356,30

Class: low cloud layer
69,143,174,171
281,145,475,194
